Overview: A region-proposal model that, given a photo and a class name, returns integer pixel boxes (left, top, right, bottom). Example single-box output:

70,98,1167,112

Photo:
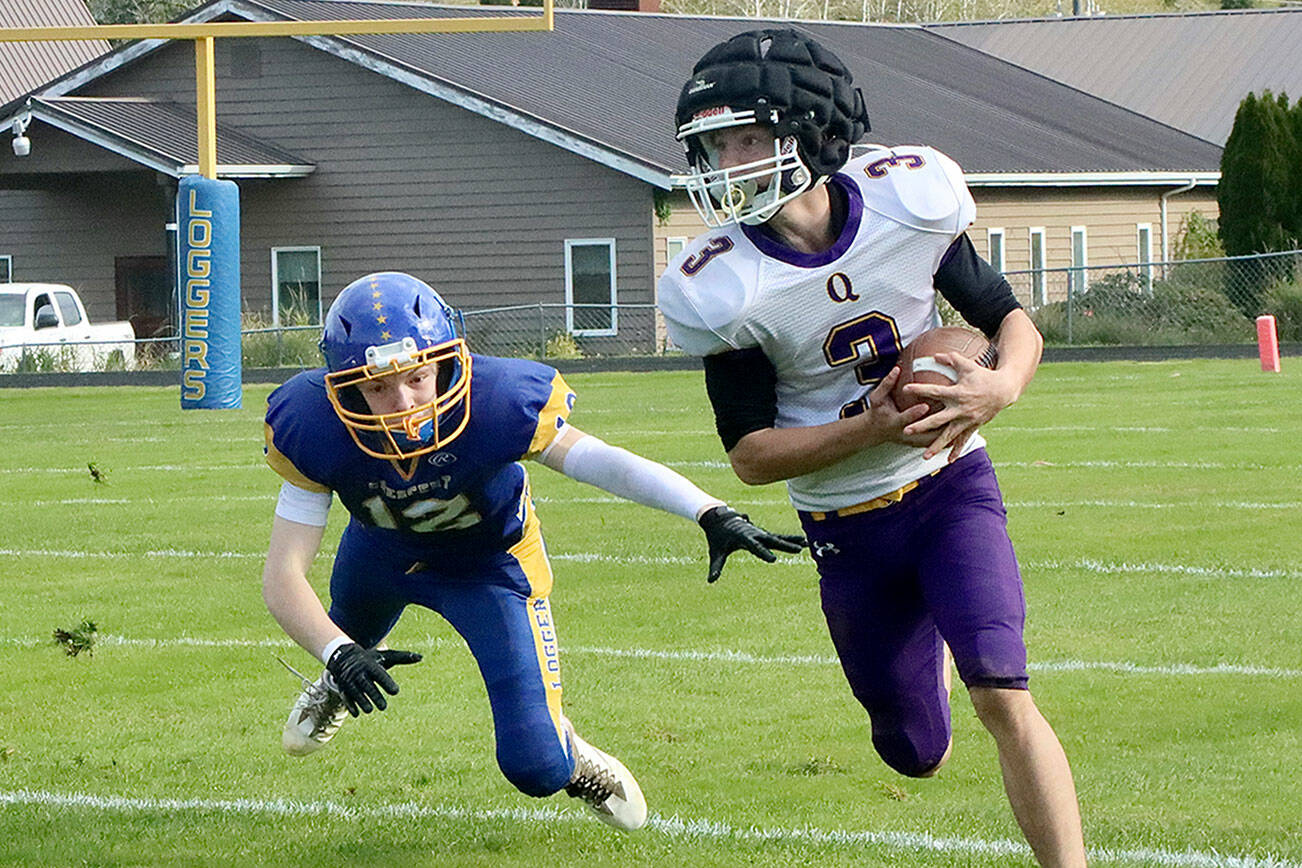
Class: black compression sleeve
702,347,778,453
933,234,1022,337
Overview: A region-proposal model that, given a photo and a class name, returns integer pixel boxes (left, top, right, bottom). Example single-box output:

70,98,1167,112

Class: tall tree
1291,97,1302,244
1218,91,1299,313
1219,91,1298,255
89,0,193,25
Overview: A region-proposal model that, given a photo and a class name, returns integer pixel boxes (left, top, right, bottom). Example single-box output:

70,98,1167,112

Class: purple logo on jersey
681,236,734,276
826,272,859,303
864,153,926,178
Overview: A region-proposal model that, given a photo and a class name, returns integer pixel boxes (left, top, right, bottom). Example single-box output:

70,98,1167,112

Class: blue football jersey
265,354,575,560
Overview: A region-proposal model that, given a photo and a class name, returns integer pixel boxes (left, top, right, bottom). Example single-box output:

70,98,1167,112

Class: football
891,326,998,415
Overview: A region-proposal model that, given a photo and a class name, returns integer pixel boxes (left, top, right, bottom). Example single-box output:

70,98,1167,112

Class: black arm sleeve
702,346,778,453
933,233,1022,338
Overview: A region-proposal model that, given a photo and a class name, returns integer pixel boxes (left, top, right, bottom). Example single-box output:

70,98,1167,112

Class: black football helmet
674,29,870,226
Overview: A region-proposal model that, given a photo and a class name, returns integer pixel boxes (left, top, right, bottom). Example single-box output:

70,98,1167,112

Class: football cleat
281,664,349,757
562,717,647,831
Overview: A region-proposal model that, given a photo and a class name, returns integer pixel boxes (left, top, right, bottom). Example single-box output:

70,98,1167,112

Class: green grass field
1,359,1299,867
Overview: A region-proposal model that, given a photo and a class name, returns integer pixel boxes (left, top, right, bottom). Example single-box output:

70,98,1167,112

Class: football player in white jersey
659,29,1087,868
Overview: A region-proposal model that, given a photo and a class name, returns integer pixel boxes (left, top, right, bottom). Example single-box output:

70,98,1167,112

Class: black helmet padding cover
676,29,870,178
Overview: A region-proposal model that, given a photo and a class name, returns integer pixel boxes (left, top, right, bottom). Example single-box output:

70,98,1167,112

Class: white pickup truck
0,283,137,371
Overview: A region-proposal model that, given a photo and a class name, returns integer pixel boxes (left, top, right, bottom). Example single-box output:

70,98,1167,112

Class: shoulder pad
845,145,975,236
658,230,757,357
467,355,570,461
264,369,336,492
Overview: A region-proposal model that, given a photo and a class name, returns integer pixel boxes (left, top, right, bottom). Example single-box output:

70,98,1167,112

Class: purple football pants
798,449,1028,777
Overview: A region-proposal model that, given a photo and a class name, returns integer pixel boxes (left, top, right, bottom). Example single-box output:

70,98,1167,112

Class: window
271,247,322,326
0,294,21,327
986,228,1006,273
665,236,687,262
0,255,10,282
31,293,56,328
1028,228,1046,307
1070,226,1088,297
1137,223,1153,294
54,291,82,326
565,238,616,336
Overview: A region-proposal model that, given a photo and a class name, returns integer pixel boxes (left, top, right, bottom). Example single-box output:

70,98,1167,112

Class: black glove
698,505,808,583
326,643,423,716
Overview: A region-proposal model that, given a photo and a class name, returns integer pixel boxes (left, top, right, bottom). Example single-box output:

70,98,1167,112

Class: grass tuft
52,619,98,657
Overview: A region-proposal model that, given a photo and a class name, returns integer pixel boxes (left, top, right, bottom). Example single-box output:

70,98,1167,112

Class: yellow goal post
0,2,556,177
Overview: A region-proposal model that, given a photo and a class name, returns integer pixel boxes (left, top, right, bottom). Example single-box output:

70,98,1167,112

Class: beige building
1,2,1222,345
654,181,1218,309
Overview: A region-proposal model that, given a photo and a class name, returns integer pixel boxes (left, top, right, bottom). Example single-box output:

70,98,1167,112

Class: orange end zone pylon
1256,315,1281,373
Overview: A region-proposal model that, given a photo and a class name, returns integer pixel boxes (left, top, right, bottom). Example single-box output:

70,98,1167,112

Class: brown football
891,326,998,415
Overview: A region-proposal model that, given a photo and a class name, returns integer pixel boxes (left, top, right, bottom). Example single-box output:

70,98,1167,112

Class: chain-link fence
5,251,1300,374
457,303,663,359
1004,249,1302,346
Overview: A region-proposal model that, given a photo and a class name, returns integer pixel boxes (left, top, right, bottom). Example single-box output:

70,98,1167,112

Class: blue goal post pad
178,175,242,410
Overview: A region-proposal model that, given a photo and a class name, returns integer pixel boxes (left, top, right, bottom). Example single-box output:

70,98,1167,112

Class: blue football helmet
319,272,471,459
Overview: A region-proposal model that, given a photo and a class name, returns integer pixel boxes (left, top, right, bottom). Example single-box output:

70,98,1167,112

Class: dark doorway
115,256,172,339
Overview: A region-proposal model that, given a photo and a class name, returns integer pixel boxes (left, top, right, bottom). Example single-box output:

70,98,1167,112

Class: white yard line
25,495,273,507
17,495,1301,511
996,460,1292,470
0,789,1293,867
0,463,261,474
6,458,1295,475
992,425,1282,435
1007,500,1302,510
1,548,1298,580
1028,558,1301,580
4,634,1298,679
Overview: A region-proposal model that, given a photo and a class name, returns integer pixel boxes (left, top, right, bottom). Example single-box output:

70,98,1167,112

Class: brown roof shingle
0,0,110,106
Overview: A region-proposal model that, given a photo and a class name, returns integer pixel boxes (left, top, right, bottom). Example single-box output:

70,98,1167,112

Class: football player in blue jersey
659,30,1087,867
262,271,804,831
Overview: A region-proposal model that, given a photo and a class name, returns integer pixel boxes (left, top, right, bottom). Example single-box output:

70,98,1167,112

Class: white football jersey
659,145,986,512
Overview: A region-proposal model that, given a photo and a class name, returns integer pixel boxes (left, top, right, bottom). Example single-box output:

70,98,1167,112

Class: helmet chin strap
399,414,434,445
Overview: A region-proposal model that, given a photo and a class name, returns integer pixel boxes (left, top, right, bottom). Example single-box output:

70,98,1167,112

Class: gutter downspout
1160,178,1199,265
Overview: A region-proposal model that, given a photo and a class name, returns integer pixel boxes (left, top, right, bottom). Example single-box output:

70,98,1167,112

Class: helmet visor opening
677,133,811,227
324,338,472,459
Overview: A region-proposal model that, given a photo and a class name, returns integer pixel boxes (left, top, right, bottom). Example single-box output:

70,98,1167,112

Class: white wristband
319,635,352,665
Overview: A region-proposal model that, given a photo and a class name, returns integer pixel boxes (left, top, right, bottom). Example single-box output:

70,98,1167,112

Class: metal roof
0,0,110,106
249,0,1222,178
15,0,1223,183
31,96,315,177
927,9,1302,145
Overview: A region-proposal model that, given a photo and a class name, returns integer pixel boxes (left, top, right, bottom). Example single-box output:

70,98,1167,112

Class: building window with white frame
565,238,616,336
271,247,322,326
0,255,11,282
986,228,1006,273
1137,223,1154,294
1070,226,1088,297
1028,228,1046,307
665,236,687,264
